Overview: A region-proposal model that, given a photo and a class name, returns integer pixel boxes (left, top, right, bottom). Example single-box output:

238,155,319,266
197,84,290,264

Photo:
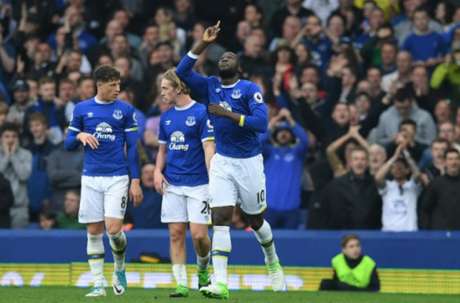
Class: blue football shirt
158,101,214,186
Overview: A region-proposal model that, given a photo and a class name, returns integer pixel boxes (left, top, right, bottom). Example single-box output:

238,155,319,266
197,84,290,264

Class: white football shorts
79,175,129,223
161,184,211,224
209,153,267,215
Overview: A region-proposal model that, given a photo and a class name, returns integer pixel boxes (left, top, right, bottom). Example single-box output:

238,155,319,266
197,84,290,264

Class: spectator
374,84,436,146
269,15,302,51
385,119,428,163
24,77,66,145
0,102,7,128
239,34,269,78
262,109,308,229
6,79,32,128
26,42,55,81
303,0,339,25
173,0,196,31
0,172,14,228
420,138,448,185
402,8,445,67
77,76,96,101
127,163,163,229
109,33,143,82
56,190,84,229
433,99,452,124
0,123,32,228
421,148,460,230
431,47,460,103
54,49,92,80
112,9,142,48
46,133,83,212
411,65,437,116
139,24,160,67
25,113,55,222
326,125,369,177
57,78,77,124
320,234,380,291
375,144,422,231
39,211,57,230
382,51,412,93
301,14,333,69
322,147,382,229
368,143,387,175
270,0,313,38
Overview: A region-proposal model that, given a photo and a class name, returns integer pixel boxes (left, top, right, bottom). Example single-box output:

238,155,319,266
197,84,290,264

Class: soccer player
64,65,143,297
154,69,215,297
176,21,286,299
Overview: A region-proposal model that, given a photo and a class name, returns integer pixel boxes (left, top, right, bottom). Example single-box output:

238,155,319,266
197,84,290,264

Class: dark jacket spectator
322,147,382,229
47,144,83,211
0,172,14,228
421,148,460,230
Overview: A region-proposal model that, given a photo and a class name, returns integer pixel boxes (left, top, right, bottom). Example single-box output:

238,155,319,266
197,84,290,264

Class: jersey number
201,201,210,215
256,190,265,204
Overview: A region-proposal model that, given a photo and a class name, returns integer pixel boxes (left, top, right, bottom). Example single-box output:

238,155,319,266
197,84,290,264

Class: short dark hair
341,234,361,248
445,148,460,159
29,112,48,126
93,65,120,84
431,137,449,147
0,122,20,137
399,118,417,130
393,83,415,103
350,145,368,157
38,77,55,87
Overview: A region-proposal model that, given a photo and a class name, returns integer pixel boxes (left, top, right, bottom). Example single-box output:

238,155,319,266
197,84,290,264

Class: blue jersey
64,97,140,178
176,52,268,159
159,101,214,186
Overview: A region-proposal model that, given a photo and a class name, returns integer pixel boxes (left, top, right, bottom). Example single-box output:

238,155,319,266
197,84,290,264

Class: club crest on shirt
87,112,93,118
113,109,123,120
185,116,196,127
231,89,242,99
165,120,172,125
215,88,221,93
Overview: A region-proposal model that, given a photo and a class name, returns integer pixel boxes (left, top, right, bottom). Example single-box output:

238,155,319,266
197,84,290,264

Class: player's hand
77,132,99,149
202,21,221,43
154,170,168,195
208,103,229,117
129,179,143,207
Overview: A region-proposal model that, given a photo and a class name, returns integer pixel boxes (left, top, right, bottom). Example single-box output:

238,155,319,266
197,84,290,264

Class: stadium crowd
1,0,460,231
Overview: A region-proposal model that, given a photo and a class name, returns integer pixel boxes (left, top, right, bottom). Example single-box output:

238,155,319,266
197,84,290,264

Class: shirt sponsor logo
113,109,123,120
93,122,116,141
185,116,196,127
169,131,189,151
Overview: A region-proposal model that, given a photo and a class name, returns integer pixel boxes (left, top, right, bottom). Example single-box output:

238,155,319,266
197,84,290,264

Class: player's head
160,68,190,104
93,64,121,101
217,52,241,79
341,234,362,260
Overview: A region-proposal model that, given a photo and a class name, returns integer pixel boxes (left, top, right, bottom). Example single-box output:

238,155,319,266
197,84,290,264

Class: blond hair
162,68,191,95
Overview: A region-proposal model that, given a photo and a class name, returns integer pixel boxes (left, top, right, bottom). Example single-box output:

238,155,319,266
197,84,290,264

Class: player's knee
247,214,264,230
211,208,233,226
106,224,122,236
191,230,208,243
169,227,186,244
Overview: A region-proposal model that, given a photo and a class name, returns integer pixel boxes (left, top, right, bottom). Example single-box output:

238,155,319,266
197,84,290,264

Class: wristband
239,115,245,127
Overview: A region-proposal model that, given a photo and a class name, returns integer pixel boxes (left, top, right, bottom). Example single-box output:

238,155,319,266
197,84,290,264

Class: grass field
1,287,459,303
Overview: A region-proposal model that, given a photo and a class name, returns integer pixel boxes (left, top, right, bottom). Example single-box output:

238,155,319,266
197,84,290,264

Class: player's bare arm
203,140,215,172
190,21,221,56
76,132,99,149
129,178,143,207
154,144,168,195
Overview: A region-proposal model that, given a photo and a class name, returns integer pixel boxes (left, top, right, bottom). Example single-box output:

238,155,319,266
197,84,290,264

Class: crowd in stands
1,0,460,231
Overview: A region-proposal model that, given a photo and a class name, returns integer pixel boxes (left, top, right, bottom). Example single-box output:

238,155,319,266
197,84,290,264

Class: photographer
261,108,308,229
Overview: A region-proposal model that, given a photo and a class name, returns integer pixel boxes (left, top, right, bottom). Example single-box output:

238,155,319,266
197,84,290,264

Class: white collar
175,100,196,111
94,96,114,104
221,80,240,88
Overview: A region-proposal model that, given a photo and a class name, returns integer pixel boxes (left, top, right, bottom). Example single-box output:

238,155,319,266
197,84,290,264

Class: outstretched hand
203,21,221,43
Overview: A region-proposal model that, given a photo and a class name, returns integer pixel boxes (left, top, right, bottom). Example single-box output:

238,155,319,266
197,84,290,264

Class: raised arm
326,131,352,177
375,144,404,188
176,21,221,101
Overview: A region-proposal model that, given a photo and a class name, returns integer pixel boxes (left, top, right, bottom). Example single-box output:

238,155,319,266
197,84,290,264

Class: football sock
211,226,231,285
172,264,188,287
108,231,127,272
253,220,279,264
87,233,105,287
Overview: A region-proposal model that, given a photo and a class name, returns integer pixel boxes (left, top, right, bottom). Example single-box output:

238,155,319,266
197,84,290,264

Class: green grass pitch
1,287,458,303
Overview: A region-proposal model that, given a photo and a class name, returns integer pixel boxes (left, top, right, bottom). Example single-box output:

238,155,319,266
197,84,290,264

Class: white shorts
79,175,129,223
161,184,211,224
209,153,267,215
